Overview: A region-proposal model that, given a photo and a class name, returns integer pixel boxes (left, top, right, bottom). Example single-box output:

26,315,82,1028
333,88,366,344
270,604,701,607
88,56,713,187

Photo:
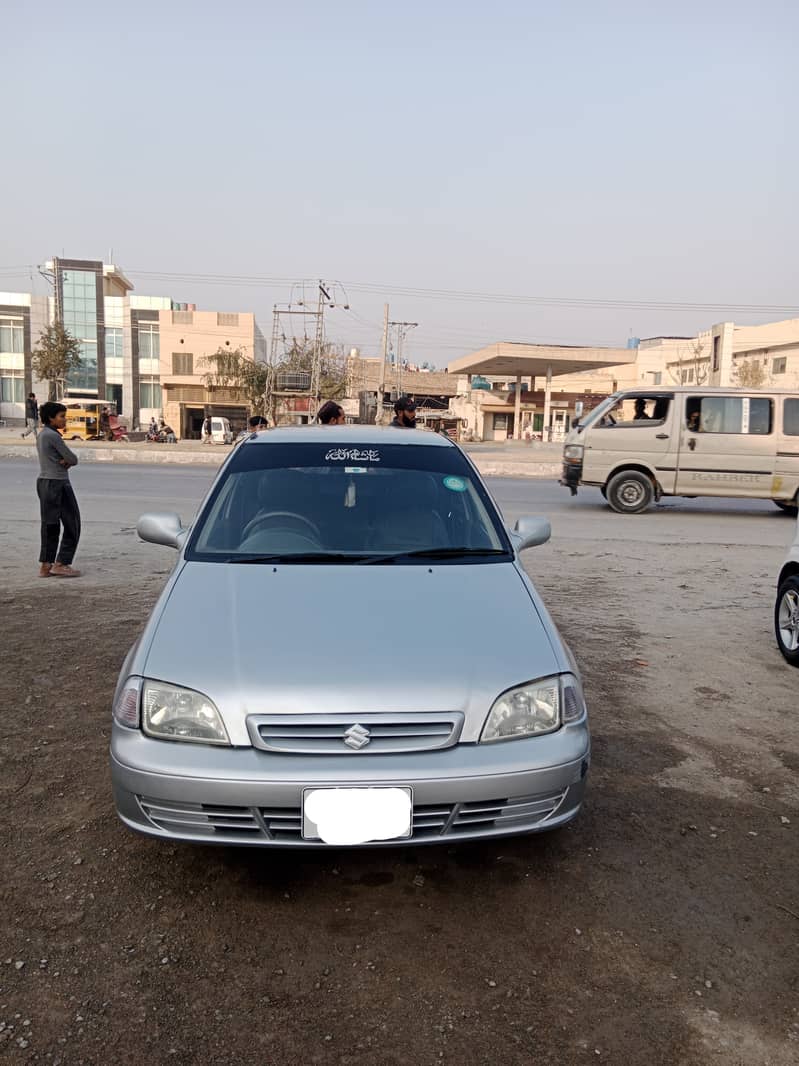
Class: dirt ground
1,474,798,1065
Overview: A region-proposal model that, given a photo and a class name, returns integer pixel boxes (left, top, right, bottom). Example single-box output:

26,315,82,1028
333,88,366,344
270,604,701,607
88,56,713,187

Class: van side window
784,399,799,436
597,395,669,427
692,396,772,435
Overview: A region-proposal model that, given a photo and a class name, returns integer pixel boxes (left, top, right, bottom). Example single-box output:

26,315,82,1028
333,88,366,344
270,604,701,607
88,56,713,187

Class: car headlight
481,673,585,742
141,680,230,745
563,444,584,461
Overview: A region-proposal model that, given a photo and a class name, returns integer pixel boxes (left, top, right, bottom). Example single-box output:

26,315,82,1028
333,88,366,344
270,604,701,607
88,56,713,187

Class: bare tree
202,347,269,414
277,338,349,398
668,339,709,386
733,357,769,389
30,323,82,400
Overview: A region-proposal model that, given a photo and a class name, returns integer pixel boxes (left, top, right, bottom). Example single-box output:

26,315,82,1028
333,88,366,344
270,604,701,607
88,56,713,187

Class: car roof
243,425,455,447
616,386,799,396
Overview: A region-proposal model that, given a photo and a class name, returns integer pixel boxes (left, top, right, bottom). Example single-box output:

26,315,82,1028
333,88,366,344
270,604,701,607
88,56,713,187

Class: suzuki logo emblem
343,723,371,750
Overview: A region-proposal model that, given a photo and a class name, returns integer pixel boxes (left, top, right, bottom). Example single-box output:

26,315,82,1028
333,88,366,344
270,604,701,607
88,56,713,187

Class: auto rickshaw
64,400,128,441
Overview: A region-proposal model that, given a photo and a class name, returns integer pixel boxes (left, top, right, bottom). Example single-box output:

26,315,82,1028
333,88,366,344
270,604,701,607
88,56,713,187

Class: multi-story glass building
1,256,266,434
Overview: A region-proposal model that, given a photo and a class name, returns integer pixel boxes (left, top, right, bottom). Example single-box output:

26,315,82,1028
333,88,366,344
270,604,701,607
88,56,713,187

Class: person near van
21,393,39,438
317,401,346,425
202,415,212,443
391,396,417,428
35,401,82,578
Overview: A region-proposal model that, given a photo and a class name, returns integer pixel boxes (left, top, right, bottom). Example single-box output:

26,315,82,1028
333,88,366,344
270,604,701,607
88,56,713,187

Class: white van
561,386,799,515
210,416,233,445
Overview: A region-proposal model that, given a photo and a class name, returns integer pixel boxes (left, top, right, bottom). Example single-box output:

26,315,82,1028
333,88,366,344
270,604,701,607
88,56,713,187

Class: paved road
1,461,792,591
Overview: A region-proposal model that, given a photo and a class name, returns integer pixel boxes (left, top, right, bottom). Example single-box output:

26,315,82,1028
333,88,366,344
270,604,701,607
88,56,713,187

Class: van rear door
774,396,799,503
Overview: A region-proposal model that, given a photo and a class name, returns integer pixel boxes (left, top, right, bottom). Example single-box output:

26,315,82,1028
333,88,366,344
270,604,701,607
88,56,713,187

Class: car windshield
576,392,622,429
186,442,511,563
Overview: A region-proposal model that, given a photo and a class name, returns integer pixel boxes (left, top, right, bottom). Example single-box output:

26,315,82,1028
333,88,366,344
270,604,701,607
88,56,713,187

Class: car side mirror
510,515,551,551
137,512,187,549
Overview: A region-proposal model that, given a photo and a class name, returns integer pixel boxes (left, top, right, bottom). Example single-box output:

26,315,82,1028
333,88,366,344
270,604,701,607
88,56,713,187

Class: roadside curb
0,444,226,467
473,461,561,478
0,444,561,479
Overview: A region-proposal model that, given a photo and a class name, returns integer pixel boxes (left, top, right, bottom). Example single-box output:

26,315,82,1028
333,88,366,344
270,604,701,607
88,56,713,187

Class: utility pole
376,302,389,424
309,281,332,420
264,306,284,421
389,321,418,399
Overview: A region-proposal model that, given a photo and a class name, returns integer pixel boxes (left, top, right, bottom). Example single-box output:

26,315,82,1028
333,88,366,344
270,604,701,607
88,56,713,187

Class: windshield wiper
360,547,508,564
230,552,371,564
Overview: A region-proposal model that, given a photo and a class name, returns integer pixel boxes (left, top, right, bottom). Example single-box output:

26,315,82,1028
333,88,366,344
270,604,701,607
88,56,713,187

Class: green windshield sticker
443,476,467,492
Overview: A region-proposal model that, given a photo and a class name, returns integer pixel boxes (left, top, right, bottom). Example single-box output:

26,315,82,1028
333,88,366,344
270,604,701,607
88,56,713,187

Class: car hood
142,561,561,744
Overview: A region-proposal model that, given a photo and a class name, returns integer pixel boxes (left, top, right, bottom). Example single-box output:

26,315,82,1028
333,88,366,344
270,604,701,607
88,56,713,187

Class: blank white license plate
302,786,413,844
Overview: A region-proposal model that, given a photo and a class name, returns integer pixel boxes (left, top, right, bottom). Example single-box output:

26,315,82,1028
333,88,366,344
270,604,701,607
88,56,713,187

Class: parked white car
776,515,799,666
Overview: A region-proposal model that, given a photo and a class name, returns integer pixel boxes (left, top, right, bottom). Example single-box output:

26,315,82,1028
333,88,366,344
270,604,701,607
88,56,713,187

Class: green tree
202,346,269,414
30,323,82,400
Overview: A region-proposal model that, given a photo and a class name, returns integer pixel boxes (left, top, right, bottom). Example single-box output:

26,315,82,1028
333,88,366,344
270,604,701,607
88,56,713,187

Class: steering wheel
241,510,322,543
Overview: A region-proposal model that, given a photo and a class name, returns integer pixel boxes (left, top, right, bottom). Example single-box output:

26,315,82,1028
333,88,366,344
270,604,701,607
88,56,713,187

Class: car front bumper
110,721,590,847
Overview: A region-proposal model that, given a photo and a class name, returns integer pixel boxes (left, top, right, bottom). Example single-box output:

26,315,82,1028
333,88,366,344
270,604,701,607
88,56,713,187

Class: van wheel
774,500,799,516
775,576,799,666
606,470,654,514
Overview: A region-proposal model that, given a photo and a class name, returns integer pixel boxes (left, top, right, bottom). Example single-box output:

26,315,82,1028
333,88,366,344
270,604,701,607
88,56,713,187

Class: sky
1,0,797,367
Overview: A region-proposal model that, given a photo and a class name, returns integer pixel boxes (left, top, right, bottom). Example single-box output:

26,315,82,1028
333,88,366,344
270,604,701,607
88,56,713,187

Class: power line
116,268,799,316
4,262,797,317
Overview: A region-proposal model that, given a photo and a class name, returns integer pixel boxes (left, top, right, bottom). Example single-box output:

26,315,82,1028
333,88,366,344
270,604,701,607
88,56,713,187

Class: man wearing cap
391,396,417,428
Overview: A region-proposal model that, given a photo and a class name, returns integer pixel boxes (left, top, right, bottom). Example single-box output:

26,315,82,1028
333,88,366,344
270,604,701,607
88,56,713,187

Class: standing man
202,414,212,443
36,401,82,578
390,396,417,428
20,392,39,438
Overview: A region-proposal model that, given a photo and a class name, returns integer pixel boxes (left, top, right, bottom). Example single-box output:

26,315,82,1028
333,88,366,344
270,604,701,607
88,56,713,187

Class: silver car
110,426,590,847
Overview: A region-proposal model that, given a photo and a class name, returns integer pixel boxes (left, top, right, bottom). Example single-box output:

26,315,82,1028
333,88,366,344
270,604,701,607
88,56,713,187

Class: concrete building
0,291,50,424
664,318,799,389
158,308,266,438
0,257,266,435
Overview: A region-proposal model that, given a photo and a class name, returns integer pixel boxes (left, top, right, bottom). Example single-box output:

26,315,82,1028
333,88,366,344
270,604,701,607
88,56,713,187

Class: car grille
138,797,261,838
137,789,567,843
247,713,464,755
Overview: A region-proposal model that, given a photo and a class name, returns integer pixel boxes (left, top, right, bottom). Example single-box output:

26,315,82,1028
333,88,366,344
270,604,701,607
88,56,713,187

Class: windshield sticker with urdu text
325,448,381,462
